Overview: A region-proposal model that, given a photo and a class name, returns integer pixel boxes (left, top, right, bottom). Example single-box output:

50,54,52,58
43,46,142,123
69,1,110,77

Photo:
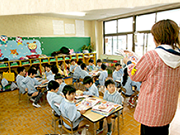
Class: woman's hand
123,57,130,65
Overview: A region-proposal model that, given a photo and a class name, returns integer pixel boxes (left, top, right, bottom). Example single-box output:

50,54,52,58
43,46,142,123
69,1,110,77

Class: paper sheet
75,20,84,36
65,24,75,34
52,20,64,35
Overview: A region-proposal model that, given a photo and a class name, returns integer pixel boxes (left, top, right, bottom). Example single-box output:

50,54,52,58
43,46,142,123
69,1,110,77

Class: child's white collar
64,98,74,103
108,89,116,95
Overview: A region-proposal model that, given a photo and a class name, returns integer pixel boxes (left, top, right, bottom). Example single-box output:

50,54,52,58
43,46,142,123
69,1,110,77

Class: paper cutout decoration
0,49,4,59
10,49,19,58
27,41,37,54
16,36,23,46
0,35,8,47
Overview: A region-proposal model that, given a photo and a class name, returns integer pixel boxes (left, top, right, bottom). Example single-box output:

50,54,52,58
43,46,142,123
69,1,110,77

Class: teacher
124,19,180,135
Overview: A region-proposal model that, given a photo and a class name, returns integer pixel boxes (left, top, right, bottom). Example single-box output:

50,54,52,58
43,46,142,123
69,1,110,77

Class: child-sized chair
60,115,88,135
51,109,61,134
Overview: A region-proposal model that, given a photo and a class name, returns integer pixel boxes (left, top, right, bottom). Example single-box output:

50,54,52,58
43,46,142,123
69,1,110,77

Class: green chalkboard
8,37,90,56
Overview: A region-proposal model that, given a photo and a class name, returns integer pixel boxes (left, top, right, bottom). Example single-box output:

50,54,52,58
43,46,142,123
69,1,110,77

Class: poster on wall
0,35,42,60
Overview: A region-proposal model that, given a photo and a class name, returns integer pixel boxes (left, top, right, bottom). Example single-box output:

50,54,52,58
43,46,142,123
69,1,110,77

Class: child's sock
107,123,112,132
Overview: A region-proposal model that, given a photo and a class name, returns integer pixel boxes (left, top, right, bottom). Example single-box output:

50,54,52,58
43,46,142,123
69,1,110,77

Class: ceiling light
58,12,86,16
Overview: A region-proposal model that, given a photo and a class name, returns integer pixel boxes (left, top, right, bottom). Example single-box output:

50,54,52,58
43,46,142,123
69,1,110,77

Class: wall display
0,36,42,60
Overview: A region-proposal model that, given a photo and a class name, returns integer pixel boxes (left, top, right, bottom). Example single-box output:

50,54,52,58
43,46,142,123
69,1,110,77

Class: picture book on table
91,101,121,116
75,97,101,111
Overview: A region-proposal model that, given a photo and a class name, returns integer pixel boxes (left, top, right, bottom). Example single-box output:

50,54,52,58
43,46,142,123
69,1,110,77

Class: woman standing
124,19,180,135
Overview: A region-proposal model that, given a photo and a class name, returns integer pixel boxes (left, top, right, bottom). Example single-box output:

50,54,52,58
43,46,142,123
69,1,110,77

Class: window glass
127,34,133,51
105,37,112,55
136,13,156,31
118,35,126,50
157,9,180,25
112,36,118,55
105,20,117,34
118,17,133,32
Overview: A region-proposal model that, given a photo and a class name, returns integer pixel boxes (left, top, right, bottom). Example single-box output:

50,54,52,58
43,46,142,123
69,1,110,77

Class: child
112,63,123,87
16,67,27,94
54,73,66,95
96,59,102,71
128,85,140,107
47,80,64,116
45,64,53,78
83,76,99,97
80,63,91,79
69,59,77,73
87,59,95,72
97,79,123,135
59,85,86,131
22,69,45,107
121,68,141,96
99,63,108,86
46,66,59,81
73,60,83,83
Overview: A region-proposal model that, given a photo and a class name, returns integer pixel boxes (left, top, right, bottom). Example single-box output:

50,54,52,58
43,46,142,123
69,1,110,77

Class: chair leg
54,120,56,134
121,112,124,125
18,93,21,103
113,119,115,131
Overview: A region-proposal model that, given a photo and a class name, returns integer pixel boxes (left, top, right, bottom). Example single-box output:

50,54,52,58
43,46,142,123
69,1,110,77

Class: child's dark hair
54,73,63,80
62,85,76,96
105,79,115,88
101,63,107,70
132,85,137,90
29,65,37,71
89,59,94,63
17,67,25,74
83,76,93,85
51,66,58,74
28,68,37,76
115,63,121,67
81,63,87,70
97,59,102,63
77,60,83,65
71,59,75,62
48,80,59,91
45,64,51,68
122,68,128,86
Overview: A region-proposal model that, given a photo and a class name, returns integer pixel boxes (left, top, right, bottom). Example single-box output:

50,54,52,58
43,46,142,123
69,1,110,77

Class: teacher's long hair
122,68,128,86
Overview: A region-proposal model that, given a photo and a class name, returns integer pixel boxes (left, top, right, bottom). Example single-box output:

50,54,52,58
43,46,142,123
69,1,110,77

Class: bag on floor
3,71,15,81
10,82,18,90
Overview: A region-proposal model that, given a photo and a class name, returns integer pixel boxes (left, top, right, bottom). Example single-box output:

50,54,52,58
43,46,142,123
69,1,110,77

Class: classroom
0,0,180,135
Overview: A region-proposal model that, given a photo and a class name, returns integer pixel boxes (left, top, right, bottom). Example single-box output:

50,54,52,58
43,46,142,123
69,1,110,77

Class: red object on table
26,54,40,59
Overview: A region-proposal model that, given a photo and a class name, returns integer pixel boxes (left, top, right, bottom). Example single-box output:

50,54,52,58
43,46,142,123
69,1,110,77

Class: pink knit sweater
128,50,180,126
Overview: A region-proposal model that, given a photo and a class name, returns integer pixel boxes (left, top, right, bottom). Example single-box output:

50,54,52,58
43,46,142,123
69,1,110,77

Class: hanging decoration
0,35,8,47
27,41,37,54
16,36,23,46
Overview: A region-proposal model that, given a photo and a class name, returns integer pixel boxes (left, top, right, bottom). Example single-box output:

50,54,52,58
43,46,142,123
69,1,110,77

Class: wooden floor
0,79,179,135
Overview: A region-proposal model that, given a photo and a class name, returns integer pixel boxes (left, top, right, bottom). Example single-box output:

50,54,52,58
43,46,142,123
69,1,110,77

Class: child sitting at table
22,69,46,108
47,80,64,117
112,63,123,87
96,59,102,71
98,63,108,86
73,60,83,84
59,85,86,131
69,59,77,74
82,76,99,97
16,67,27,94
80,63,91,79
121,68,141,97
54,73,66,95
45,64,53,78
87,59,95,72
129,84,141,107
46,66,59,81
96,79,123,135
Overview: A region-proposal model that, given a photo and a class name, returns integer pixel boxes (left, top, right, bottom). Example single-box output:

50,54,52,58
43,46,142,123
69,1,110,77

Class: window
118,17,133,32
157,9,180,25
103,8,180,57
136,13,156,31
105,20,117,34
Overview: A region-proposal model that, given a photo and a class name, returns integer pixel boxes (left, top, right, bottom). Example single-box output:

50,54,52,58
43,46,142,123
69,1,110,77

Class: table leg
118,111,120,135
94,122,96,135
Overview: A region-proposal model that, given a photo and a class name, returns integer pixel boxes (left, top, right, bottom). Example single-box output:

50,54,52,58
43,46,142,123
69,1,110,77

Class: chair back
60,115,74,132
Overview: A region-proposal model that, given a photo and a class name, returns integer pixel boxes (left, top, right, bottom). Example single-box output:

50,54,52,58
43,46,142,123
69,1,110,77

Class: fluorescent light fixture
58,12,86,16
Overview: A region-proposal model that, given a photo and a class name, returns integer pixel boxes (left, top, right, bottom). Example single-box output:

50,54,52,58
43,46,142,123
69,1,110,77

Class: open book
76,97,101,111
91,101,121,116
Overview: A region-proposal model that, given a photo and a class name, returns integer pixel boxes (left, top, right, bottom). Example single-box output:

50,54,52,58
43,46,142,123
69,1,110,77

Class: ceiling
31,3,180,21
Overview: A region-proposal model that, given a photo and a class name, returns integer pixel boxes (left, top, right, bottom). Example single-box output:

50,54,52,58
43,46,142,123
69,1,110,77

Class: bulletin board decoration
0,38,42,60
0,35,8,47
